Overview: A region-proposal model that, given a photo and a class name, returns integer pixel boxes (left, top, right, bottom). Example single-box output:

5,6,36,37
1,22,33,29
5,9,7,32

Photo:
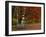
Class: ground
12,23,41,31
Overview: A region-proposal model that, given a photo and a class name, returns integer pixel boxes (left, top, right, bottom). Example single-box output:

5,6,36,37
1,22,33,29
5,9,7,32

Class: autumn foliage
12,6,41,24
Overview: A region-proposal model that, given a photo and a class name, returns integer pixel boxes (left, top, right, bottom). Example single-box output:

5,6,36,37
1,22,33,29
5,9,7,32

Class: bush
12,18,17,25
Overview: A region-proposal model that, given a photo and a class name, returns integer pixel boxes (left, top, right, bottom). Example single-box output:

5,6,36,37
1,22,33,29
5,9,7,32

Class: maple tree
12,6,41,25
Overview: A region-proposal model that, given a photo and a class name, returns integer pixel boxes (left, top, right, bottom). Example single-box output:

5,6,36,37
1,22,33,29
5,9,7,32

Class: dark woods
12,6,41,31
